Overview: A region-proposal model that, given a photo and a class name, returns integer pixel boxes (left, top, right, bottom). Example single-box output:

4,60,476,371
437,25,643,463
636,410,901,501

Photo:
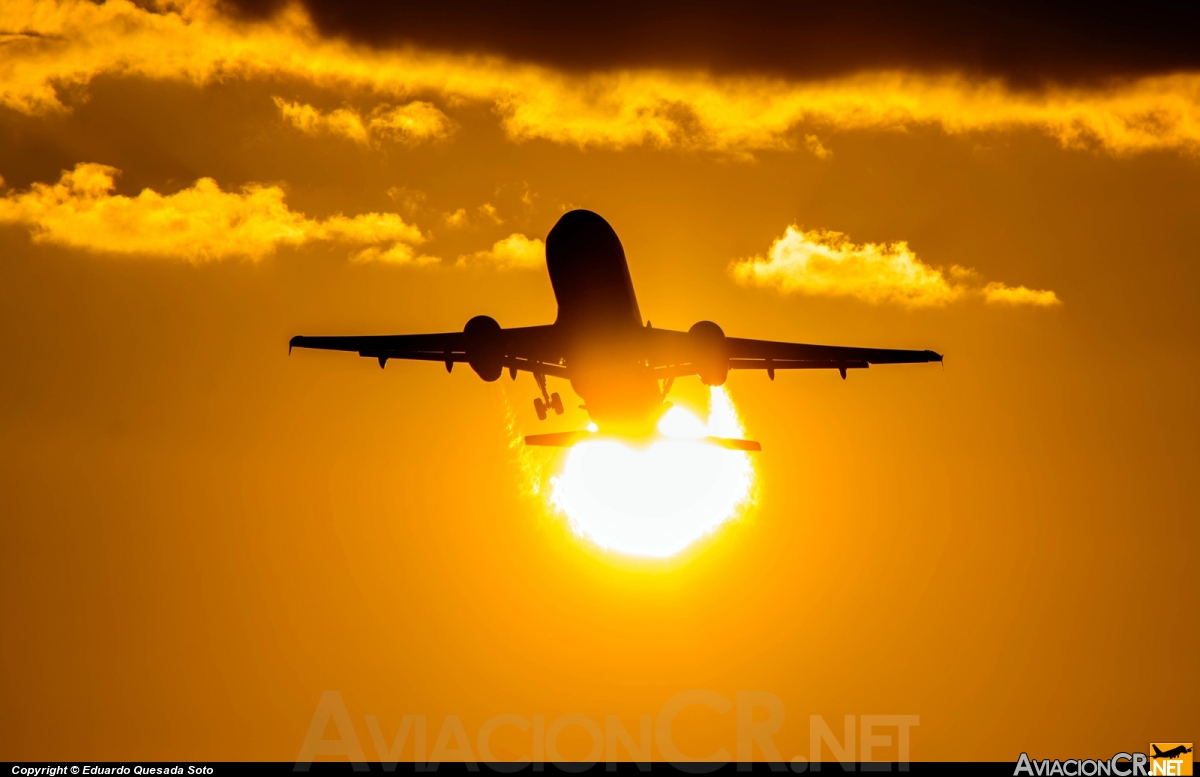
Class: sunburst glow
549,387,756,558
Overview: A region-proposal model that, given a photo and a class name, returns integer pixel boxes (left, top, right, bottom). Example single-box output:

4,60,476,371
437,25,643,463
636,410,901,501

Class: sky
1,0,1197,763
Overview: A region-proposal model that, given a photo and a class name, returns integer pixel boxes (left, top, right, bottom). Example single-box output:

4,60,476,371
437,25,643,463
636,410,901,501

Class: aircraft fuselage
545,210,663,435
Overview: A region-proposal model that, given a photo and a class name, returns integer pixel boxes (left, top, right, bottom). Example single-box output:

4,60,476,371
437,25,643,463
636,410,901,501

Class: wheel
533,397,547,421
549,392,564,415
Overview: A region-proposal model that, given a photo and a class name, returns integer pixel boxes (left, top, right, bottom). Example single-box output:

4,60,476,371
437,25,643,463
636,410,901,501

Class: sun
548,387,756,558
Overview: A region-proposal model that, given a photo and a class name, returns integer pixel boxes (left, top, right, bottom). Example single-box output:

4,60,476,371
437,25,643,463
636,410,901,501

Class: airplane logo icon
1149,744,1194,777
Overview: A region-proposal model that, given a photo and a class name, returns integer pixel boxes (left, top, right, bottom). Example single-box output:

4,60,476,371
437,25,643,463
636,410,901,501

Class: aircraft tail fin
1153,746,1164,756
524,431,760,451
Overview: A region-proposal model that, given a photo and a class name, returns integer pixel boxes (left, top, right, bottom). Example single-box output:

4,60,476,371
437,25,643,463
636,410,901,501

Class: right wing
289,326,566,376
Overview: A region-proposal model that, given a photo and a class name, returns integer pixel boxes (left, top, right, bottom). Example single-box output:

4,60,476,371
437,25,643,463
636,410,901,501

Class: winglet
289,335,304,355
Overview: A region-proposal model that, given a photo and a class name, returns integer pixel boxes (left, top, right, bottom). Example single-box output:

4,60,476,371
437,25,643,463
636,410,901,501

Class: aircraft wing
289,325,565,376
725,336,942,373
644,328,941,379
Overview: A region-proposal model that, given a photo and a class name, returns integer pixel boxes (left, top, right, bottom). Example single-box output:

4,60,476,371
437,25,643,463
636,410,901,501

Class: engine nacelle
464,315,504,382
689,320,729,386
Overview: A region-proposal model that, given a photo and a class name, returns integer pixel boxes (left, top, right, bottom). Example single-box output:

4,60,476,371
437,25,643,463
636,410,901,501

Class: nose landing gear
532,373,563,420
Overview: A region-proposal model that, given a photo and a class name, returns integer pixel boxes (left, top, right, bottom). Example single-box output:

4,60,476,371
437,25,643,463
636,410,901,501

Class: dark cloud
221,0,1200,86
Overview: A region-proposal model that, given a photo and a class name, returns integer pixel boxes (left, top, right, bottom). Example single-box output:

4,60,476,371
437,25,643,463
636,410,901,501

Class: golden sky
1,0,1197,763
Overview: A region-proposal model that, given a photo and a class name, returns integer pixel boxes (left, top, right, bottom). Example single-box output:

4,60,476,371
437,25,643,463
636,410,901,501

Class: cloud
444,200,508,227
982,282,1062,306
5,0,1200,157
387,186,427,215
273,97,368,144
731,225,1060,307
477,203,503,224
440,203,504,230
368,101,455,144
273,97,453,145
804,134,832,159
0,163,428,263
350,244,439,265
458,233,544,270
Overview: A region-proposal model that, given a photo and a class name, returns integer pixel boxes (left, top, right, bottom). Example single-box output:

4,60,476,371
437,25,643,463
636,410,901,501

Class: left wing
724,336,942,375
644,327,941,379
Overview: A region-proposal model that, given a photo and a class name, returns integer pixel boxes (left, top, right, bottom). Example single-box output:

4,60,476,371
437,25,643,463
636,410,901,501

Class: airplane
289,209,943,450
1151,745,1193,759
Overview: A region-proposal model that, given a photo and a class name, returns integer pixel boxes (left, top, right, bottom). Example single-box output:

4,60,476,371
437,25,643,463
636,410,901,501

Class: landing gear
532,395,564,420
532,373,564,420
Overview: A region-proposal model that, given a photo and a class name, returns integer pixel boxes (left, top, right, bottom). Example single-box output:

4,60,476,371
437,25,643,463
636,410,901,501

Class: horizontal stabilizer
703,436,762,451
524,431,760,451
523,431,591,448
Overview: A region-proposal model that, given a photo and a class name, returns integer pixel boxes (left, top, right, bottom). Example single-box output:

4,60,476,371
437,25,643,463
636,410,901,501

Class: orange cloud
477,203,503,224
0,163,428,263
982,282,1062,306
732,226,1060,307
367,101,455,144
442,208,469,228
273,97,453,145
804,134,832,159
4,1,1200,156
440,203,503,229
273,97,369,144
458,233,545,269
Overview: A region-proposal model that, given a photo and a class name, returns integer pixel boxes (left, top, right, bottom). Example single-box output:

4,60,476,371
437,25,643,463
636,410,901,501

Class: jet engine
689,320,729,386
464,315,504,382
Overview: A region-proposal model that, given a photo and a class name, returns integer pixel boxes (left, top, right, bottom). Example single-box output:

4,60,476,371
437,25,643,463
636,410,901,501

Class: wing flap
728,358,868,370
289,333,465,355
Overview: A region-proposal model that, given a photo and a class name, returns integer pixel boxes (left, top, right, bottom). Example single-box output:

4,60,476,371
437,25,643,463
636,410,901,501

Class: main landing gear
534,393,564,421
532,372,563,421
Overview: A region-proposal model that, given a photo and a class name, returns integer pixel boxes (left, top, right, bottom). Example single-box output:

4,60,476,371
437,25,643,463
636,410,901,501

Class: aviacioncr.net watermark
294,689,918,771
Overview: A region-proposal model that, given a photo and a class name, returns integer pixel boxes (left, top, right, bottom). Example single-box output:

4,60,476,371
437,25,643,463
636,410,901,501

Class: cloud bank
732,226,1060,307
0,163,427,263
239,0,1200,87
4,1,1200,156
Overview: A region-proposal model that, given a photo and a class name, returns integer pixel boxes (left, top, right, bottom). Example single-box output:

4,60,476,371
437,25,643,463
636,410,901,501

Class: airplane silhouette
290,210,943,450
1151,745,1193,759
